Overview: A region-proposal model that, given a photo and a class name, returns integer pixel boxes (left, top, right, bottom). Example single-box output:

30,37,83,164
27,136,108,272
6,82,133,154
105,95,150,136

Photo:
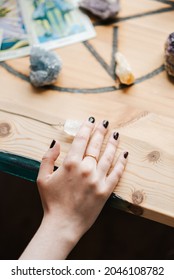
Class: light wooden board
0,0,174,227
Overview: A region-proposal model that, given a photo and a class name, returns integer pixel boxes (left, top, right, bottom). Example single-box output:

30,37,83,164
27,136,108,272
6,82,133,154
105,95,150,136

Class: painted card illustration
0,0,96,61
20,0,96,49
0,0,30,61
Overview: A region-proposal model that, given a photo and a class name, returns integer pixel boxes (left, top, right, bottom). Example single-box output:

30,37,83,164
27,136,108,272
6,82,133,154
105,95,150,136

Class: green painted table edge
0,151,40,182
0,151,141,215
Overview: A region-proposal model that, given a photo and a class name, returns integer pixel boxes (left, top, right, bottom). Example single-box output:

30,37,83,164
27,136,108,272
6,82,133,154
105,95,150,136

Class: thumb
37,140,60,181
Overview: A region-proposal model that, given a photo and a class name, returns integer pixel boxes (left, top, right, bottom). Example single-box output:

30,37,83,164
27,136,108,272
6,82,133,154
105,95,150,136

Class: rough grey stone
30,46,62,87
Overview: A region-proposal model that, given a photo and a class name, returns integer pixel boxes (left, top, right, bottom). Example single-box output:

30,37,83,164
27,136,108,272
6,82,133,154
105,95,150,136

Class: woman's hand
20,117,128,260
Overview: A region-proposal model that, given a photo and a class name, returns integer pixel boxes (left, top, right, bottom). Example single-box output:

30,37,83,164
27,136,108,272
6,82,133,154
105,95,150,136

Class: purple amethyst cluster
165,32,174,77
79,0,120,20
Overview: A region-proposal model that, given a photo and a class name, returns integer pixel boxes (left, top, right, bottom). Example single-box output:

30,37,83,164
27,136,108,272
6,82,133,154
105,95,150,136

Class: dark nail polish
103,120,109,129
124,152,129,159
50,139,56,149
113,132,119,140
53,166,58,171
88,117,95,123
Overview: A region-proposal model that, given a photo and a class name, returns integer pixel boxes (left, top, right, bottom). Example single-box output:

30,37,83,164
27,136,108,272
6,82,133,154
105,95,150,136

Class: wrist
41,212,80,257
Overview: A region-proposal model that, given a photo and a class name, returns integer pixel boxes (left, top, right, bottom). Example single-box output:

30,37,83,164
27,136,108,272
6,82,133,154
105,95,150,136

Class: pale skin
19,117,128,260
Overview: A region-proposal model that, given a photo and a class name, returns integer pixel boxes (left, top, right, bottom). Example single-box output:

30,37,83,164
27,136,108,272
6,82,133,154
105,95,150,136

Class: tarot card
19,0,96,50
0,0,30,61
0,0,96,61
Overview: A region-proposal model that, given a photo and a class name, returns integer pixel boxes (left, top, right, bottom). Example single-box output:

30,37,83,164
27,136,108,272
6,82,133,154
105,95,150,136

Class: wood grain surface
0,0,174,227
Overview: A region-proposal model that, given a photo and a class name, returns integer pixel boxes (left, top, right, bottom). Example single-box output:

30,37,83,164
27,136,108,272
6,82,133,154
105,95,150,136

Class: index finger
66,117,95,160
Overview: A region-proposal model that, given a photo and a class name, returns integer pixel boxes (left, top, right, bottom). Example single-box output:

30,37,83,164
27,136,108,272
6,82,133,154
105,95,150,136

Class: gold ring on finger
85,154,98,163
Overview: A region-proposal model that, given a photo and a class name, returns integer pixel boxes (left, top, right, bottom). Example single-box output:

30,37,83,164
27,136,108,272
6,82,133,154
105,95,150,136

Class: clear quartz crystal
64,119,82,137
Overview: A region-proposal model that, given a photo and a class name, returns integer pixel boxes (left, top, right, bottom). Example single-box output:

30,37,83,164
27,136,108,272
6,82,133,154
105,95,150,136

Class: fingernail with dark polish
53,166,58,171
103,120,109,129
113,132,119,140
88,116,95,123
124,152,129,159
50,139,56,149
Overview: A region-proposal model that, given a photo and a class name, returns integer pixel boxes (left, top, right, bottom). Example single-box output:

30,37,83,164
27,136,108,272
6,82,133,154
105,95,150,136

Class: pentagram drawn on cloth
0,0,173,94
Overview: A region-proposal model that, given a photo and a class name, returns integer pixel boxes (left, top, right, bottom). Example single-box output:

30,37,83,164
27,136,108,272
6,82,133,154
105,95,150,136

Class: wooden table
0,0,174,227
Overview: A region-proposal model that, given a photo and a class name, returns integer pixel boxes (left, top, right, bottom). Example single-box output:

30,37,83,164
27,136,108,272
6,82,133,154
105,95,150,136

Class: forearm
19,214,78,260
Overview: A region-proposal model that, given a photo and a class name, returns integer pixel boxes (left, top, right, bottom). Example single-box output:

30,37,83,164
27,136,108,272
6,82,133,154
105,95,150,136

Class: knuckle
105,153,113,165
75,132,88,142
41,154,54,168
89,178,98,189
116,166,124,179
64,157,79,171
108,140,117,150
96,188,107,200
120,162,125,171
90,141,100,150
80,165,93,178
96,126,104,134
36,176,45,187
42,154,50,163
94,128,104,140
